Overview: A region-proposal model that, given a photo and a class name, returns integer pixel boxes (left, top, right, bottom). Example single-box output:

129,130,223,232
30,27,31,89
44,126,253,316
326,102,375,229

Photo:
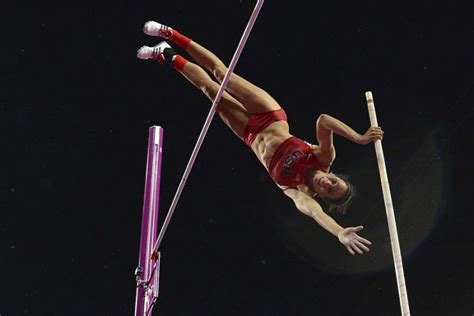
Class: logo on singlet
283,150,304,176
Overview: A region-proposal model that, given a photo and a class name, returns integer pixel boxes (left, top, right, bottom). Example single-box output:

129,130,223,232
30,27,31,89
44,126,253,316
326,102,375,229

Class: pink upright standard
134,126,163,316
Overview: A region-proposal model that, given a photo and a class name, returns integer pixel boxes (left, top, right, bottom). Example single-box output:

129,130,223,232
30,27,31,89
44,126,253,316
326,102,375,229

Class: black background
2,0,474,315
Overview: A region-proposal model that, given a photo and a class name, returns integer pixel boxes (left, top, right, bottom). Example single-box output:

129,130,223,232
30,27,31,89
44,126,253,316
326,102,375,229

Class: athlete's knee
201,81,219,100
201,82,226,112
212,66,227,83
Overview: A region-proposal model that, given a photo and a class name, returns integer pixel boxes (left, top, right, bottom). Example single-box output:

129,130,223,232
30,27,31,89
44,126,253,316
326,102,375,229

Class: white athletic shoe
143,21,173,38
137,41,171,63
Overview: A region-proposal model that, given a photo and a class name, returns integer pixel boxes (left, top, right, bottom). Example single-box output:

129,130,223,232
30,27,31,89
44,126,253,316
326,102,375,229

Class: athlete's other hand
338,226,372,255
357,126,384,144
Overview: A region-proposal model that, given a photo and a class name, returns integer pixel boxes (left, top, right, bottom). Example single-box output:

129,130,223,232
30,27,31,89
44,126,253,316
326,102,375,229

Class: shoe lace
159,25,173,37
152,47,165,63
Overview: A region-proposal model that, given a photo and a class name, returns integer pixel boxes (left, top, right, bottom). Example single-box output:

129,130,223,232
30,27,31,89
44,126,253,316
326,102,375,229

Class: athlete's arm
316,114,383,148
284,188,343,236
284,188,372,255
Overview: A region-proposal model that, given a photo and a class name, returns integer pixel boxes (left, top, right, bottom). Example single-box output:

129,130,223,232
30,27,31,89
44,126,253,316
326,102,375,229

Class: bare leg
178,60,249,139
185,41,281,114
143,21,281,114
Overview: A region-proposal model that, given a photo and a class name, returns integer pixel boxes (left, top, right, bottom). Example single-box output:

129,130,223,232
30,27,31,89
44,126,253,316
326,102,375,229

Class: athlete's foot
137,41,171,63
143,21,173,38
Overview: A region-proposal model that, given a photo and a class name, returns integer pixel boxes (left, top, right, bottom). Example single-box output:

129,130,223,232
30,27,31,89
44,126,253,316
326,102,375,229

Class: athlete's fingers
370,128,383,134
351,244,364,254
357,236,372,245
355,240,370,252
346,245,355,255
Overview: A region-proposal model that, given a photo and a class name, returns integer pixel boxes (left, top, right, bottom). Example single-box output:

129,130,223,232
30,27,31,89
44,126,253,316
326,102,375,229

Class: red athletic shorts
244,108,288,146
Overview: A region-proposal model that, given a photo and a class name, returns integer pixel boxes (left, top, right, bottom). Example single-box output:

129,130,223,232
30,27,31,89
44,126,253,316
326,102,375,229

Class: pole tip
365,91,374,103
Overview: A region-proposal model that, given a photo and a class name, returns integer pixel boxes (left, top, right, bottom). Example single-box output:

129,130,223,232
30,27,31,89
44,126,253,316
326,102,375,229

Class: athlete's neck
304,167,317,194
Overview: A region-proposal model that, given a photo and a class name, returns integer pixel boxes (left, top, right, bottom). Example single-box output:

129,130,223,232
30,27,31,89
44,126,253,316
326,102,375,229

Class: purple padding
135,126,163,316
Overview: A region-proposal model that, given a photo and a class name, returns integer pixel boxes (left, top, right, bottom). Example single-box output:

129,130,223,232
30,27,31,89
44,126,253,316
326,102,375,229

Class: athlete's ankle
171,55,188,71
161,45,188,70
170,30,192,50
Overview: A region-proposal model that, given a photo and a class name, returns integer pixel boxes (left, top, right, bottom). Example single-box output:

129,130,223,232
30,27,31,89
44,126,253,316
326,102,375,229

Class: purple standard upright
134,126,163,316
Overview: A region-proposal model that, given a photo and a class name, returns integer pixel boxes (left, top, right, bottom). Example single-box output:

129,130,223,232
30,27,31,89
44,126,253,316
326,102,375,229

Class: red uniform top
268,136,330,190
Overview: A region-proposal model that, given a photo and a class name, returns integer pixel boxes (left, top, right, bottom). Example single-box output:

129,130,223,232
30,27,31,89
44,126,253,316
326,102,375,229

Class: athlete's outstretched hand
338,226,372,255
357,126,384,144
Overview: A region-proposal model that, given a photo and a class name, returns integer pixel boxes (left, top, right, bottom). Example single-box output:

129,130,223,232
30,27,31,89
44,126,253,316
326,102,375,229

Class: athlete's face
313,170,348,200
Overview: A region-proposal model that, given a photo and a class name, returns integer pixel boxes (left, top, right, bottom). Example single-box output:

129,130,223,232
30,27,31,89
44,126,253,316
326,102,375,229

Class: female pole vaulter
137,21,383,255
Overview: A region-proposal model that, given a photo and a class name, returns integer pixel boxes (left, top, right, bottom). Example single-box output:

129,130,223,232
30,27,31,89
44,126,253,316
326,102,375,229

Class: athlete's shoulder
276,183,290,191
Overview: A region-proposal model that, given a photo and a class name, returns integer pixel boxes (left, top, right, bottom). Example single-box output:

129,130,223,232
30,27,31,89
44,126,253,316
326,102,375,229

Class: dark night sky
2,0,474,315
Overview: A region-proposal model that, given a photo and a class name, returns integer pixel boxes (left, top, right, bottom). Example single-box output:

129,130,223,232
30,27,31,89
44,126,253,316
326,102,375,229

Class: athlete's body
137,21,383,255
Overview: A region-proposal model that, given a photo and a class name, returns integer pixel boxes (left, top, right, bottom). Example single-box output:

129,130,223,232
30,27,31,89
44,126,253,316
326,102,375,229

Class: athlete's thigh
206,87,249,140
215,68,281,113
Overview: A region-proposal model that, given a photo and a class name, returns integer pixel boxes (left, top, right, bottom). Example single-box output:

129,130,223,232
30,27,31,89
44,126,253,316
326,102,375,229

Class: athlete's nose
322,177,331,186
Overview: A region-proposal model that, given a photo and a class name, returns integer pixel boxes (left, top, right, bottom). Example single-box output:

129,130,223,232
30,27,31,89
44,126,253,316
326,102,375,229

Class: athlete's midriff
243,108,329,189
268,137,329,189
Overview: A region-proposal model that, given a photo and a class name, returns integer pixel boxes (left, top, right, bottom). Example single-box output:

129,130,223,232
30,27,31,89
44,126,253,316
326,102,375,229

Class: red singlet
268,137,329,190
